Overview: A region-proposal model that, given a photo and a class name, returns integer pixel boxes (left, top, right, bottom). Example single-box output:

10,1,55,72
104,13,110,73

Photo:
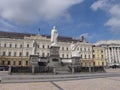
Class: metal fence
34,66,53,73
11,66,53,73
11,66,32,73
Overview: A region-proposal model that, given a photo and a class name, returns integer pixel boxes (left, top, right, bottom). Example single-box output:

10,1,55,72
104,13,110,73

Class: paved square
0,76,120,90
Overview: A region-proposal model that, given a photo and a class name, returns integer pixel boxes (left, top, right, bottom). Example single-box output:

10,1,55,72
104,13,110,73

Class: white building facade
95,40,120,66
0,29,93,66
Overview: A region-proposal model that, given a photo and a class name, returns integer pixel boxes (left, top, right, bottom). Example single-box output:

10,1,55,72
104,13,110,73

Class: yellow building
92,46,106,67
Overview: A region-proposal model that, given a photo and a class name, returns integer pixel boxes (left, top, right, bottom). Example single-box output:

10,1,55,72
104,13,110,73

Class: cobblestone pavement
0,69,120,90
0,76,120,90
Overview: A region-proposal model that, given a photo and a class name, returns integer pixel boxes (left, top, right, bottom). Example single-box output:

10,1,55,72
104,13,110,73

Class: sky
0,0,120,43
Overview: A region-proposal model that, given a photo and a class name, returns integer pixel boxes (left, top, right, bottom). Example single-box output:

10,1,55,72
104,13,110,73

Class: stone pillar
72,66,75,74
111,47,114,63
118,47,120,64
89,67,91,72
108,47,111,66
32,65,35,74
53,67,56,74
105,47,108,66
113,47,116,64
8,66,11,74
114,47,117,64
117,47,119,64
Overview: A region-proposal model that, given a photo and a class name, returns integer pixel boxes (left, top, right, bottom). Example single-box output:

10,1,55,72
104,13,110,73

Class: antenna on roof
38,28,40,35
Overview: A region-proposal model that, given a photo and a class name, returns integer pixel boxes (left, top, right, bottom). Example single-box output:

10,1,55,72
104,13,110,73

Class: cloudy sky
0,0,120,42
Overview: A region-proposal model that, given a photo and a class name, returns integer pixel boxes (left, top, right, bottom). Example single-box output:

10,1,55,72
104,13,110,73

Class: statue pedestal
30,55,39,66
71,56,81,73
72,57,80,66
48,45,60,67
30,55,39,74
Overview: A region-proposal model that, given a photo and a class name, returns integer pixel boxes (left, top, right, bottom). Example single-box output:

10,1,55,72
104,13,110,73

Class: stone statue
32,40,38,55
70,42,80,57
51,26,58,46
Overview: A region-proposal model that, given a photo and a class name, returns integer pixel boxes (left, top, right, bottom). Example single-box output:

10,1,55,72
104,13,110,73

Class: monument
30,40,39,73
70,42,81,73
48,26,60,67
48,26,74,74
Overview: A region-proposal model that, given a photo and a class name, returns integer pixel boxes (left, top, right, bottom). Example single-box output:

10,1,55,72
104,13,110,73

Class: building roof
0,31,81,42
95,40,120,46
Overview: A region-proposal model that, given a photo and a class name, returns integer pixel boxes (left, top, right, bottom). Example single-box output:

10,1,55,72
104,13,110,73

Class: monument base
30,55,39,74
30,55,39,65
48,45,60,67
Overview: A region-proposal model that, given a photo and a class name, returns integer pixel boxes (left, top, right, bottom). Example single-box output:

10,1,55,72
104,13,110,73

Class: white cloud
0,0,84,25
105,5,120,31
79,33,98,42
91,0,120,32
91,0,109,11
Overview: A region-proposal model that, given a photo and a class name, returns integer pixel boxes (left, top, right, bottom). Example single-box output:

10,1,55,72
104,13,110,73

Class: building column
32,65,35,74
72,66,75,74
89,67,91,72
114,47,117,64
8,66,12,74
53,67,56,74
118,47,120,65
111,47,114,64
105,47,108,64
117,47,119,64
108,47,111,66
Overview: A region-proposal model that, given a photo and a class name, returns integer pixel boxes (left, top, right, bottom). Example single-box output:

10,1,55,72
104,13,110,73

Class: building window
89,55,90,59
81,55,82,58
80,48,82,51
67,54,68,58
9,44,12,48
62,47,64,50
38,45,39,48
8,61,10,65
66,47,68,51
26,52,29,57
84,48,86,51
19,52,22,56
88,48,90,51
13,61,16,65
47,53,49,56
15,44,17,48
2,52,6,56
85,55,86,59
93,50,95,52
1,60,4,65
62,54,64,58
14,52,16,57
4,44,6,47
43,45,44,48
42,53,44,57
19,61,21,65
27,44,29,48
8,52,11,56
101,51,103,53
48,45,49,49
37,52,39,55
93,55,95,58
101,55,103,58
20,44,22,48
26,61,28,65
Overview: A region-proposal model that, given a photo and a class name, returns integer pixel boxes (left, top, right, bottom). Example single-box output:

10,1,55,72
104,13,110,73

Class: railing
11,66,53,73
